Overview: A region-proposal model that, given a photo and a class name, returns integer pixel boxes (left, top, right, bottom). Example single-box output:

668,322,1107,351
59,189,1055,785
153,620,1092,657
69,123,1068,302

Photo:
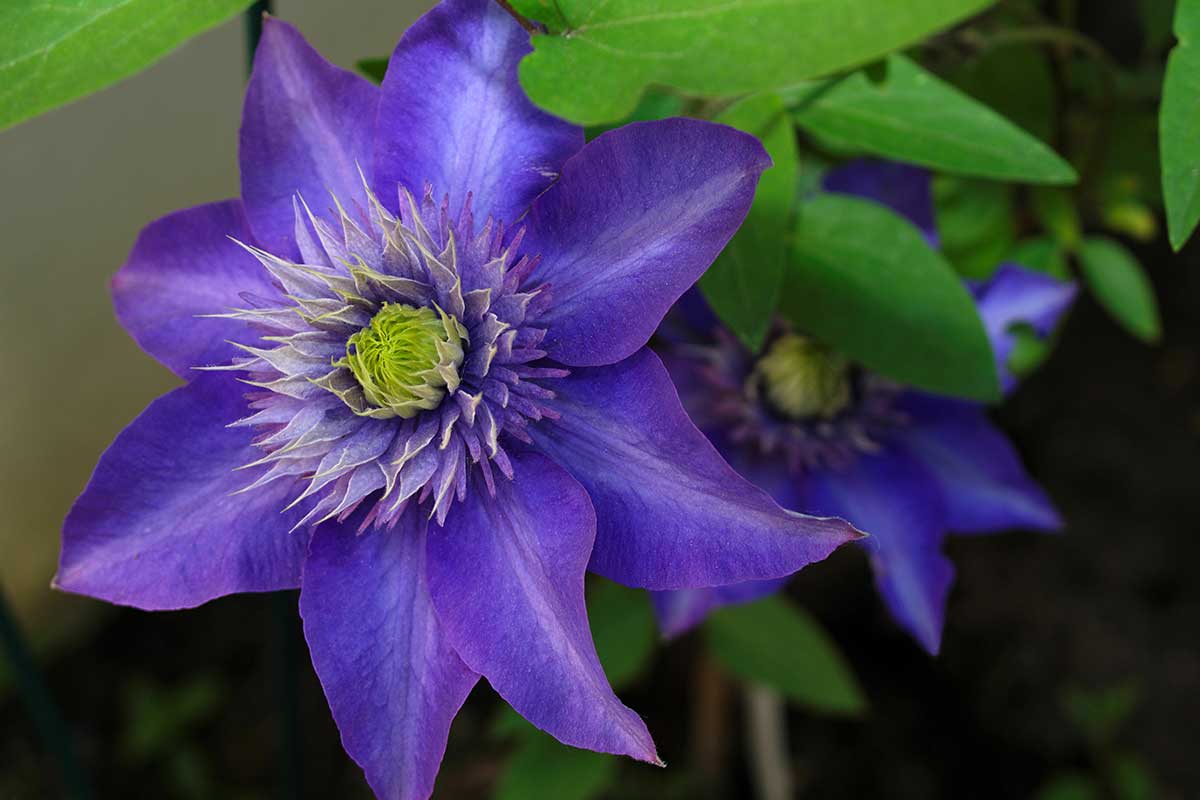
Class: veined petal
529,349,860,591
799,447,954,655
427,452,658,763
524,119,770,367
240,18,378,260
823,160,938,247
374,0,582,223
647,441,801,637
301,512,478,800
897,394,1063,534
56,373,312,610
112,199,278,376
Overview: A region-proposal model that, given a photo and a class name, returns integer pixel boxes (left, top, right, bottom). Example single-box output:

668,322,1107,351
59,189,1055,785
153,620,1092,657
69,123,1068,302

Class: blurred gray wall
0,0,431,631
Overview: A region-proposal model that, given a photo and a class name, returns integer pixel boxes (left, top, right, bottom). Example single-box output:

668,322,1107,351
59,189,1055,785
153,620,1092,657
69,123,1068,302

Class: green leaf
1161,0,1200,249
934,176,1016,278
494,730,618,800
1077,237,1162,342
587,578,656,691
706,596,866,716
0,0,253,132
783,193,1000,401
584,87,684,140
699,94,798,351
356,57,387,84
793,56,1077,184
516,0,997,125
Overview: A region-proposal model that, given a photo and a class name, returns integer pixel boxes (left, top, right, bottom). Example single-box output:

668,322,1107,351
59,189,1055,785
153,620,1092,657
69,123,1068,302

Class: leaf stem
0,586,93,799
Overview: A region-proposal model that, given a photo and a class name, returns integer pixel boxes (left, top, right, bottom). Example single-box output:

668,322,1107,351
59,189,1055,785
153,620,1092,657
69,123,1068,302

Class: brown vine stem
495,0,539,34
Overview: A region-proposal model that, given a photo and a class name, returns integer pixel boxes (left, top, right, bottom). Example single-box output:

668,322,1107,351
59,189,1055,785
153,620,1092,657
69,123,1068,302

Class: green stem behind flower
0,586,93,799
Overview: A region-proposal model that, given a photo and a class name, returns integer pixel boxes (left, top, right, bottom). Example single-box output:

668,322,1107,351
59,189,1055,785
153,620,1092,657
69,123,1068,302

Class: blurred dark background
1,1,1196,798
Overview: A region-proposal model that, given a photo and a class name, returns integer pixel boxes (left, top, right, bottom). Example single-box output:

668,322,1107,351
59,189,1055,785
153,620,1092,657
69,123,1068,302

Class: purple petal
301,513,479,800
529,349,860,590
524,119,771,367
799,448,953,655
374,0,582,222
240,18,379,259
972,263,1077,393
823,160,938,247
427,451,658,763
651,578,787,639
57,373,311,610
112,199,279,376
897,394,1063,534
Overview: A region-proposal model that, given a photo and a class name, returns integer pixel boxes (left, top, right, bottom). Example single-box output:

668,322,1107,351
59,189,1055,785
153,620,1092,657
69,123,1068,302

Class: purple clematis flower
55,1,861,797
651,160,1078,654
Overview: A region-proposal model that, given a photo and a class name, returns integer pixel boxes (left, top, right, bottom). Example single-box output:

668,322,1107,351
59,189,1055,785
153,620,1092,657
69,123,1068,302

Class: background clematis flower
652,160,1078,655
53,0,861,797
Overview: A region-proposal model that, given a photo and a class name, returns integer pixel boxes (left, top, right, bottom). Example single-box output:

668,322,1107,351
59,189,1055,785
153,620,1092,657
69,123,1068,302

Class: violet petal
530,349,860,590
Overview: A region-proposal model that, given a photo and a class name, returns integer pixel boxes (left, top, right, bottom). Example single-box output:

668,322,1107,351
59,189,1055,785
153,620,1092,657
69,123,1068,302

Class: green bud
754,335,850,420
337,303,467,418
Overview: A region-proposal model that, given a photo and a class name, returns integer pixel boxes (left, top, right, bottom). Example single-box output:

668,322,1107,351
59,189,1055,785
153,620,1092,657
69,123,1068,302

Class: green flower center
336,303,467,419
753,334,851,420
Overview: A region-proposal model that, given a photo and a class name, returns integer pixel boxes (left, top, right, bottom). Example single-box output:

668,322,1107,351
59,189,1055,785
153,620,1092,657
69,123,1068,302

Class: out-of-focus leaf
1103,199,1160,242
1064,683,1142,748
1100,110,1162,205
356,57,387,84
1007,237,1071,280
0,0,253,132
699,93,798,351
1110,754,1158,800
1007,323,1052,378
706,596,866,716
1035,773,1104,800
584,87,684,140
494,730,618,800
949,44,1056,143
934,176,1016,278
793,56,1076,184
1161,0,1200,249
587,577,655,691
1031,188,1083,250
1143,0,1179,53
1077,237,1162,342
516,0,996,125
121,676,223,762
783,193,999,400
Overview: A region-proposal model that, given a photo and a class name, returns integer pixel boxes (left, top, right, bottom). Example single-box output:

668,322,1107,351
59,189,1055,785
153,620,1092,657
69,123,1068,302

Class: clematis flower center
752,334,851,420
336,303,468,419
